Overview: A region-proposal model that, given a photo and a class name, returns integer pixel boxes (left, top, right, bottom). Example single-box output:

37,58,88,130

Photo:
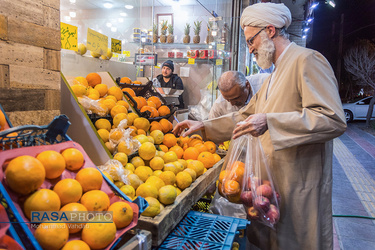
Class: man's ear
246,81,252,95
267,25,277,39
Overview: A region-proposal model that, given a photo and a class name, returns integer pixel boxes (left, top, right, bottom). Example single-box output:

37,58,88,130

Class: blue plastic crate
158,211,249,250
0,114,71,150
0,104,13,128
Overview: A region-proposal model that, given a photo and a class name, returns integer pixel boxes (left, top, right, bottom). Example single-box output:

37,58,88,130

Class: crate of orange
0,140,142,250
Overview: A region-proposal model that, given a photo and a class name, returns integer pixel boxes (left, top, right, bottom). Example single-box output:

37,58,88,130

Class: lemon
135,183,158,199
150,130,164,144
134,134,149,144
91,51,101,58
113,113,128,128
113,152,128,166
147,136,155,144
87,88,100,99
105,142,115,154
71,84,87,97
158,185,177,205
145,176,165,190
111,105,128,118
127,113,138,126
117,141,133,155
117,100,129,109
95,119,111,131
97,129,110,143
172,161,184,173
178,159,188,169
187,160,205,177
76,43,87,56
102,171,113,183
105,95,117,102
109,130,123,142
133,117,150,131
114,181,125,188
94,84,108,97
73,76,88,87
124,163,135,172
127,174,143,190
102,99,117,111
176,187,182,196
162,151,178,163
149,157,164,171
138,142,156,161
158,151,165,157
107,86,123,101
120,185,135,199
176,171,192,190
153,170,163,177
141,197,161,217
160,203,165,212
130,157,145,168
183,168,197,182
134,166,153,182
159,171,176,186
163,163,177,175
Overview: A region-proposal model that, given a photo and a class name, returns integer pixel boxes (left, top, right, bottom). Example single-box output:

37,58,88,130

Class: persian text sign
111,38,122,54
87,28,108,55
60,23,78,51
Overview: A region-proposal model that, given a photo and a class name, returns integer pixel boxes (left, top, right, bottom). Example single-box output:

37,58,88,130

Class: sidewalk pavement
332,122,375,250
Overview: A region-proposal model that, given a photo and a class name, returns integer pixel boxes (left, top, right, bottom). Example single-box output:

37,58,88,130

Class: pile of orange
3,148,134,249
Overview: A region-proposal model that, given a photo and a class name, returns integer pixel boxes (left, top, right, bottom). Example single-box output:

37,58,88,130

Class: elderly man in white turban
173,2,346,249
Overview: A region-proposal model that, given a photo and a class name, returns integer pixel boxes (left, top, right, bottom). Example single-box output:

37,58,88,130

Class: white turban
240,3,292,30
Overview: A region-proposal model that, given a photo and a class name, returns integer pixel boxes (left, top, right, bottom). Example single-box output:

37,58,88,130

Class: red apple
240,190,253,207
246,206,260,220
254,196,270,213
271,191,281,205
251,177,262,190
266,204,280,224
256,184,273,199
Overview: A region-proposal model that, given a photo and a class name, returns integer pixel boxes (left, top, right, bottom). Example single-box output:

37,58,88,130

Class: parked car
342,96,375,122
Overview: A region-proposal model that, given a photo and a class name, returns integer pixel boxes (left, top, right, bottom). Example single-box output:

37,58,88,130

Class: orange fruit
53,178,83,206
137,129,146,135
148,96,162,109
122,87,136,97
183,147,200,160
159,144,169,153
75,168,103,192
158,105,171,116
132,80,142,85
0,110,7,131
213,153,221,163
163,133,177,148
80,190,110,211
188,138,203,147
197,152,215,169
128,126,138,136
60,203,88,234
138,97,148,109
132,97,143,109
147,101,157,108
228,161,245,184
169,145,184,159
219,170,227,183
86,72,102,87
150,121,164,132
36,150,66,179
194,143,208,153
159,119,173,133
61,148,85,171
108,202,133,229
187,160,205,177
82,216,116,249
110,104,128,118
62,240,90,250
117,100,129,109
204,141,217,154
5,155,45,195
35,223,69,250
140,106,156,118
23,189,61,220
120,77,132,84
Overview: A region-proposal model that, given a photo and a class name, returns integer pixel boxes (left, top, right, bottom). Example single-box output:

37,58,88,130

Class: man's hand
172,120,204,137
232,113,268,139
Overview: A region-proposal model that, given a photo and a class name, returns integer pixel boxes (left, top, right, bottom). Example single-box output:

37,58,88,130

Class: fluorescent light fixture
64,16,71,22
106,22,112,27
120,12,127,17
211,31,217,36
328,0,335,7
303,27,310,32
118,18,124,23
311,2,319,9
111,27,117,32
69,11,76,18
307,17,313,23
302,35,307,39
103,2,113,9
125,5,134,9
69,0,76,3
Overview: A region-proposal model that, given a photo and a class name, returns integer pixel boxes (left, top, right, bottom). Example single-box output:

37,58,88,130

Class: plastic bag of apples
218,134,280,229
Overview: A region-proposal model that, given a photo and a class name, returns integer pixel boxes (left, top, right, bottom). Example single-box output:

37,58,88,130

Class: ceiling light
120,12,127,17
303,27,310,33
302,35,307,39
69,0,76,3
311,2,319,9
111,27,117,32
125,5,134,9
69,11,76,18
106,22,112,27
103,2,113,9
307,17,313,23
327,0,335,7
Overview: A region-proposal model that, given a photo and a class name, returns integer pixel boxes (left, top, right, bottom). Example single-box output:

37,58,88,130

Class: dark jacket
157,74,184,108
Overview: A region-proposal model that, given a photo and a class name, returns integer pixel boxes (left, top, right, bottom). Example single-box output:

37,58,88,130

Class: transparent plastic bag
98,159,131,184
218,134,281,229
209,188,247,219
77,96,108,116
108,120,141,155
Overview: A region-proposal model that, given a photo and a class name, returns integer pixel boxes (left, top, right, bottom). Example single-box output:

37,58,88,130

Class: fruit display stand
135,158,224,247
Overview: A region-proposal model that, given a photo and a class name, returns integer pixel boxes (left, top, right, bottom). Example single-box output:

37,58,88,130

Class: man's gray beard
256,32,275,69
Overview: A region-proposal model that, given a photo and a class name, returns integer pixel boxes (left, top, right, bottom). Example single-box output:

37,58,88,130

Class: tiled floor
332,122,375,250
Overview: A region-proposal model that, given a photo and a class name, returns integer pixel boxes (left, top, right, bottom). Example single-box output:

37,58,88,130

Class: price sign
217,44,225,50
111,38,122,54
188,58,195,64
87,28,108,55
123,51,131,57
216,59,223,66
60,23,77,51
134,53,157,66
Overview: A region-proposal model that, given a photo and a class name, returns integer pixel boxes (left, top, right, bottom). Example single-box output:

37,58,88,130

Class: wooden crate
135,159,224,247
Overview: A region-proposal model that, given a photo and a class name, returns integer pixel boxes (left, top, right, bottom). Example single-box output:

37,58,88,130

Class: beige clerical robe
203,43,347,250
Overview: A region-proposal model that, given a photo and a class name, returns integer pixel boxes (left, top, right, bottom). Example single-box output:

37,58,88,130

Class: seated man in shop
156,60,184,109
209,71,270,119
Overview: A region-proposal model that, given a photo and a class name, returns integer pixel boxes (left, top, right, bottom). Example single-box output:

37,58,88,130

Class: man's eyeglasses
246,27,266,47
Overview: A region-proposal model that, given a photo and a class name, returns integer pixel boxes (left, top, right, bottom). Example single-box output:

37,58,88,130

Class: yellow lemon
134,166,153,182
102,171,113,183
150,130,164,145
133,117,150,131
113,152,128,166
124,163,135,172
105,95,117,102
102,98,117,111
74,76,88,87
159,171,176,186
158,185,177,205
147,136,155,144
87,88,100,99
138,142,156,160
135,183,158,199
95,118,111,131
126,113,138,126
187,160,205,177
109,130,123,142
176,171,192,190
94,84,108,97
145,176,165,190
117,100,129,109
172,161,184,173
134,134,149,144
114,181,125,189
176,187,182,196
97,128,110,143
149,156,164,171
111,105,128,118
120,185,135,199
130,156,145,168
71,84,87,97
117,140,133,155
153,170,163,177
183,168,197,182
163,163,177,175
127,174,143,190
141,197,160,217
107,86,123,101
162,151,178,163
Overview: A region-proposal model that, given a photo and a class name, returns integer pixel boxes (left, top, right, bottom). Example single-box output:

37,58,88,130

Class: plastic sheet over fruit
218,134,281,229
108,120,141,155
98,159,131,184
77,96,108,116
